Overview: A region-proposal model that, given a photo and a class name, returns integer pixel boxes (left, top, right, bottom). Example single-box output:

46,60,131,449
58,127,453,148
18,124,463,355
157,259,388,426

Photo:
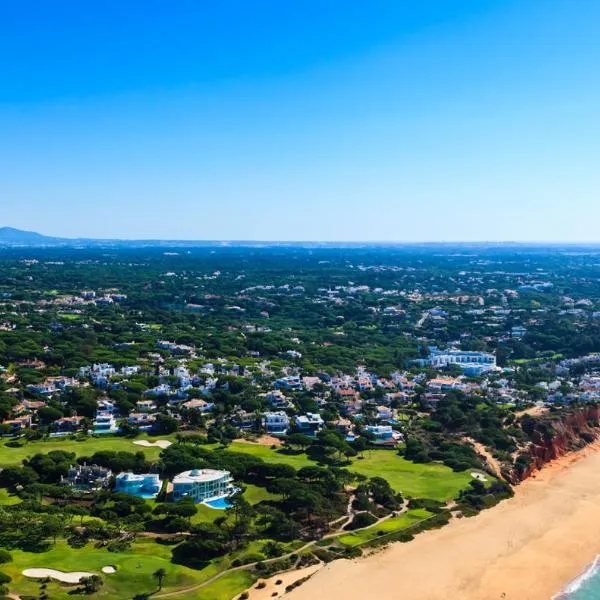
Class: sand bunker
471,472,488,481
23,568,94,583
101,566,116,574
133,439,172,449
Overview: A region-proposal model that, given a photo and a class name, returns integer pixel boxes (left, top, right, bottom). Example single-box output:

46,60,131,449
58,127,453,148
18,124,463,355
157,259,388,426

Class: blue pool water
203,497,231,510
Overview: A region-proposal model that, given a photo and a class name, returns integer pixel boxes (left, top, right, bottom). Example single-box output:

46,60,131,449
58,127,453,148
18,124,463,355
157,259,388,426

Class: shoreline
553,553,600,599
287,439,600,600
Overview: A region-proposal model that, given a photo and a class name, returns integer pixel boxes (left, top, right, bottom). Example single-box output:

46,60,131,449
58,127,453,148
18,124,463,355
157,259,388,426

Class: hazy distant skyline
2,1,600,242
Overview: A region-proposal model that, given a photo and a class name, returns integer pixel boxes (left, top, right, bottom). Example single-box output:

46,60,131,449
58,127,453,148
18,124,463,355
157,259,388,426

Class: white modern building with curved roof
172,468,233,503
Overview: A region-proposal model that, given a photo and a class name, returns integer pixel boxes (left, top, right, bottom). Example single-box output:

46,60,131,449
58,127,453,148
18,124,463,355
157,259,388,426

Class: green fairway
349,450,475,501
191,570,254,600
4,538,218,600
13,535,298,600
0,433,176,467
337,508,432,546
4,536,270,600
226,441,315,469
220,443,475,501
242,483,280,504
154,570,254,600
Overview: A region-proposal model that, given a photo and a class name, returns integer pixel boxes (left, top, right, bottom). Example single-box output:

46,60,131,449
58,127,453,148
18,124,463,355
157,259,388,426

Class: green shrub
239,553,265,565
344,512,377,530
312,548,337,563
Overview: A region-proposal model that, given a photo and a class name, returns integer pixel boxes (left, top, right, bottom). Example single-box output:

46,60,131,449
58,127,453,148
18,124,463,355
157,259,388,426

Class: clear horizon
7,225,600,245
2,1,600,242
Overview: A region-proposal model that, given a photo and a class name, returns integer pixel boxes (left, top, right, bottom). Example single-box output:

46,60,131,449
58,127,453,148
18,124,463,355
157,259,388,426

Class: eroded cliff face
507,406,600,483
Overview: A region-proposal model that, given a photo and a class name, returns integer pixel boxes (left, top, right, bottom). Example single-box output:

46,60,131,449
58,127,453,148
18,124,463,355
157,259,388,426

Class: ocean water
555,555,600,599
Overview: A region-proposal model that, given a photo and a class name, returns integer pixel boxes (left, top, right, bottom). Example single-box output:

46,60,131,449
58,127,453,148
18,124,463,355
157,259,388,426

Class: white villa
172,468,233,503
92,411,118,434
263,411,290,435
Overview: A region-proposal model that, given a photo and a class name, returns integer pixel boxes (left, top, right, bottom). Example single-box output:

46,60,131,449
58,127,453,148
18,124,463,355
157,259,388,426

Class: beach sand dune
288,441,600,600
241,564,322,600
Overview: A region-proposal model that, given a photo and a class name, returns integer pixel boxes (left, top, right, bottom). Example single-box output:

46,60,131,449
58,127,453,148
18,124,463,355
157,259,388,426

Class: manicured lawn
222,444,476,501
5,535,268,599
242,483,280,505
190,501,224,524
3,527,293,599
0,433,177,467
349,450,475,501
226,441,314,469
193,570,255,600
4,538,214,600
337,508,432,547
156,570,255,600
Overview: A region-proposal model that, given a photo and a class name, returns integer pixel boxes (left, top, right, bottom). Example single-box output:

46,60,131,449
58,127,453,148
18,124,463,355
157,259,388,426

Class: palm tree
153,568,167,590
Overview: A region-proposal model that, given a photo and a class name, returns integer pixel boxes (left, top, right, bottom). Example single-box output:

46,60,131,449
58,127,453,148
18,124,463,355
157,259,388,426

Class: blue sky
1,0,600,241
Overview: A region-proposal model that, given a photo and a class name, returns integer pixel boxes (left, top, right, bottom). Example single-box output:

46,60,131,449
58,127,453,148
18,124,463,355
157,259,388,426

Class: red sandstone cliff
506,406,600,483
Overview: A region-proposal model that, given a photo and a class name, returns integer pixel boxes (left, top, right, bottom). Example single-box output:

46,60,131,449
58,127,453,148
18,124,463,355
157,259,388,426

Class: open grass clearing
4,538,211,600
242,483,280,505
225,444,477,501
164,570,255,600
350,450,476,501
336,508,432,547
0,432,177,467
225,441,315,469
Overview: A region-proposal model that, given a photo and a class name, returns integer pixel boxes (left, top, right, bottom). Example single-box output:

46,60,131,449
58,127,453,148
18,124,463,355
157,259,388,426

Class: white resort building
172,468,234,503
415,347,497,375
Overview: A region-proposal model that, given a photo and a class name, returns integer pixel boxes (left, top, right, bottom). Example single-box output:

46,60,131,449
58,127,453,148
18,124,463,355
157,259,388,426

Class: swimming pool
203,497,231,510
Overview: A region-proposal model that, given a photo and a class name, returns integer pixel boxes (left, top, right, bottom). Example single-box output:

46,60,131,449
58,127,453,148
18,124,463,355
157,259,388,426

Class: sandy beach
240,564,322,600
288,441,600,600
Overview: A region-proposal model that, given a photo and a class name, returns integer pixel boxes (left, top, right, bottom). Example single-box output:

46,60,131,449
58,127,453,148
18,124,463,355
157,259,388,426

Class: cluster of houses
52,289,127,306
6,331,600,446
59,463,234,506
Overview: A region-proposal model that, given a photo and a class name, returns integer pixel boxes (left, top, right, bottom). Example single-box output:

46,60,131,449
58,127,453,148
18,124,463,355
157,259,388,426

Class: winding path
154,498,409,599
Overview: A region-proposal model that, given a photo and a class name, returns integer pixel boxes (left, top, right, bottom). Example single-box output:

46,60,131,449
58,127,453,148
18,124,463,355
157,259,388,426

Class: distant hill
1,226,598,250
0,227,62,245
